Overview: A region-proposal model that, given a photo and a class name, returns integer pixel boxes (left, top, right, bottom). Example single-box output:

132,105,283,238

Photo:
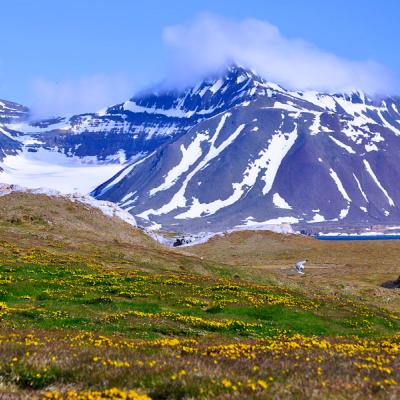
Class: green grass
0,243,400,398
2,192,400,398
1,249,399,339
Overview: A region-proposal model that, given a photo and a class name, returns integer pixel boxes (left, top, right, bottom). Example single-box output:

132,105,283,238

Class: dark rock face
0,100,28,160
92,68,400,233
0,99,29,123
381,276,400,289
0,134,21,160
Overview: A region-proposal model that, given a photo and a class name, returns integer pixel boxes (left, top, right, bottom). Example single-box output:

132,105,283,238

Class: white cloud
162,13,397,94
30,74,135,118
26,14,398,118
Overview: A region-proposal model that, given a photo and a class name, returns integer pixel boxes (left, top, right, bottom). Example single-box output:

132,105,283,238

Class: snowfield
0,148,124,194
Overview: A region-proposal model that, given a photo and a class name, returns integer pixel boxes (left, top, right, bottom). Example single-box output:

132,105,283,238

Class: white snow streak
309,113,321,135
377,110,400,136
352,173,368,203
262,124,298,195
209,79,224,94
339,208,350,219
123,101,195,118
149,133,208,196
329,136,356,154
363,159,394,206
329,168,352,219
329,168,352,203
123,100,217,119
297,91,337,111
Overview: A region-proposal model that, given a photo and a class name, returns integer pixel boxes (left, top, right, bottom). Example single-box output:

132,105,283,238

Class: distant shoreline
316,234,400,241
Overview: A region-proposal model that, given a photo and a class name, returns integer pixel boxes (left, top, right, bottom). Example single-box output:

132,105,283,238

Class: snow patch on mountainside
238,216,299,228
174,123,246,219
123,101,196,118
123,100,219,119
295,91,337,111
365,143,378,152
149,133,208,196
328,168,353,220
273,193,292,209
329,136,356,154
174,123,298,219
363,160,394,206
377,110,400,136
309,113,321,135
138,112,242,220
353,173,369,203
261,124,298,195
329,168,352,203
308,213,326,223
0,126,17,139
70,193,138,227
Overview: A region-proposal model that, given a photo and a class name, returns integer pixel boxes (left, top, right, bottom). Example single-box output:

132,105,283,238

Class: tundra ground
0,193,400,399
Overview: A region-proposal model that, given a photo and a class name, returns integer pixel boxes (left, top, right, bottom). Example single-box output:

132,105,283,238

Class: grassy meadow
0,193,400,399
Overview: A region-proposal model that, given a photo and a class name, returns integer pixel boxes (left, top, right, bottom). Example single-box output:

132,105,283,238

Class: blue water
316,235,400,241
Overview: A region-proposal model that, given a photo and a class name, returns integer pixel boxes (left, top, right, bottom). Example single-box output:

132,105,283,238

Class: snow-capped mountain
0,100,29,160
2,65,400,233
92,66,400,233
0,66,262,193
2,66,263,160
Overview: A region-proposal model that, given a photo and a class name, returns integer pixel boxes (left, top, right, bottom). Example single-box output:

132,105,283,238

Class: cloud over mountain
30,74,136,118
163,13,397,94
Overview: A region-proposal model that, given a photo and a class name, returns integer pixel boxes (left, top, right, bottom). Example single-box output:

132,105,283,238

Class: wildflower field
1,193,400,399
0,241,400,399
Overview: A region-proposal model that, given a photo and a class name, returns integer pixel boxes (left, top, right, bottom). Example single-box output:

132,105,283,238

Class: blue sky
1,0,399,115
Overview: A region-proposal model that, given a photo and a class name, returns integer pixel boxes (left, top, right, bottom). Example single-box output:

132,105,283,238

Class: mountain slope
0,67,263,193
0,99,29,160
93,67,400,233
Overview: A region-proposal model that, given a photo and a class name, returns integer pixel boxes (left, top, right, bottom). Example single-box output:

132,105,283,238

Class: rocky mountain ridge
2,65,400,233
93,67,400,233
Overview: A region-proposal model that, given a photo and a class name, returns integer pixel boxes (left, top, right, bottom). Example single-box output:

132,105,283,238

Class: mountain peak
224,64,263,82
121,64,267,120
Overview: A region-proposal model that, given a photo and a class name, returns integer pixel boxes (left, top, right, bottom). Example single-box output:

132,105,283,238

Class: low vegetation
0,193,400,398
